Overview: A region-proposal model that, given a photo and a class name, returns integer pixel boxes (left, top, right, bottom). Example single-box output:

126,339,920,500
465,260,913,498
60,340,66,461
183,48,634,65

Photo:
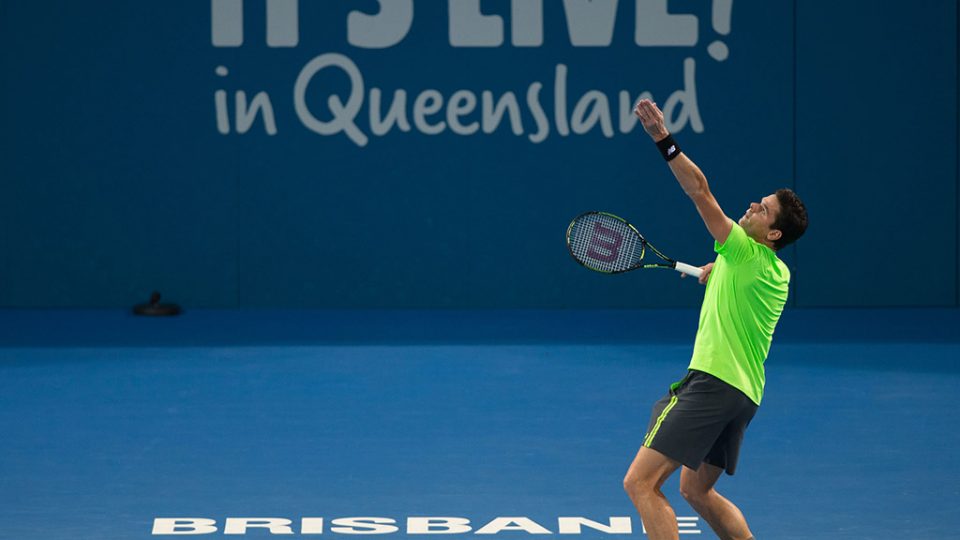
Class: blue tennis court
2,309,957,540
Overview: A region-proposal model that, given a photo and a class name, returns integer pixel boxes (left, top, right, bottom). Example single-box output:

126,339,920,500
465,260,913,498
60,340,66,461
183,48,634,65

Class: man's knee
623,470,641,496
623,469,658,498
679,463,723,507
679,482,710,507
624,447,680,499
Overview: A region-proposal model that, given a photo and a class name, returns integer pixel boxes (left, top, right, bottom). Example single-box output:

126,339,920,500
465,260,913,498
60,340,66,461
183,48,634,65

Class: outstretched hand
633,98,669,142
680,262,714,285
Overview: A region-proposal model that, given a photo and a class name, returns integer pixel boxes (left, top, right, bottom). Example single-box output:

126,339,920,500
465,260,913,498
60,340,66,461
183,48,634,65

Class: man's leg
679,463,754,540
623,446,681,540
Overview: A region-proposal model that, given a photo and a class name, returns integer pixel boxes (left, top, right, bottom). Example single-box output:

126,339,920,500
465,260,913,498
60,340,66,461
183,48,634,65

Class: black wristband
655,134,681,161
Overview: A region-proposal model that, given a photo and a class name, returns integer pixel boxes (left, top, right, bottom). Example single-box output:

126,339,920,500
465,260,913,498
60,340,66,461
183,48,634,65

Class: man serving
622,99,808,540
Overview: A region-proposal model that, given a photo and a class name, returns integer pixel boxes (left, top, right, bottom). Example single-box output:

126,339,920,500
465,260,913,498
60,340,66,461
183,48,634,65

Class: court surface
1,309,958,539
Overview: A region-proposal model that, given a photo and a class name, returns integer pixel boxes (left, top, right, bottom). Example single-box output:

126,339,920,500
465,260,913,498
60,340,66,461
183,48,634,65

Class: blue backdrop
0,0,957,308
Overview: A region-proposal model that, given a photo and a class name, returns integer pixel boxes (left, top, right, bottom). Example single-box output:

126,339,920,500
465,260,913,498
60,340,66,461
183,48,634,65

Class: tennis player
622,99,808,540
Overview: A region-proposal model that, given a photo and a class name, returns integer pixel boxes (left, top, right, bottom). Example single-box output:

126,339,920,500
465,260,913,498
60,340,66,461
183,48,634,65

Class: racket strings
568,214,643,273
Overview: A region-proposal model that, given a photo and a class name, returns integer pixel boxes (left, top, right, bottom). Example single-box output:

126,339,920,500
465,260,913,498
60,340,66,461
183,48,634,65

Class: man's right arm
681,261,714,285
634,99,732,245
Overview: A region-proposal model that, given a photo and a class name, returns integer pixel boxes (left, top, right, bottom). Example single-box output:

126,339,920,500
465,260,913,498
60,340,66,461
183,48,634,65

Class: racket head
566,211,647,273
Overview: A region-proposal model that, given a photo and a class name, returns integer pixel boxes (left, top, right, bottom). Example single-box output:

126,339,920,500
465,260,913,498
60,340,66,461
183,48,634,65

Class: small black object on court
133,291,181,316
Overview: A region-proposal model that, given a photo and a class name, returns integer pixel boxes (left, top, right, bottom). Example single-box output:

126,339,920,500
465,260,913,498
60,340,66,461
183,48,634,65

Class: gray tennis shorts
643,370,758,475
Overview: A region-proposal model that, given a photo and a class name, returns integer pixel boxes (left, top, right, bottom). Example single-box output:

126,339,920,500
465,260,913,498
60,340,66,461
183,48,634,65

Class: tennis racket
566,211,703,278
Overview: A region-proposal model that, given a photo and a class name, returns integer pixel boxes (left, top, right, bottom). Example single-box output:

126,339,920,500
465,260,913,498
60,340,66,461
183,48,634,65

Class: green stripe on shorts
643,394,678,448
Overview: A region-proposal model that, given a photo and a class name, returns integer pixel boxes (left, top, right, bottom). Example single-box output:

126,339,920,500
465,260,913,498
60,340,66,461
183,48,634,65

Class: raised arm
634,99,732,245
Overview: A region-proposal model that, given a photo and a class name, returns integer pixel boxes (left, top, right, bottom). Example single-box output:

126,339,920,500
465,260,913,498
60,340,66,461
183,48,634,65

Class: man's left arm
634,99,732,246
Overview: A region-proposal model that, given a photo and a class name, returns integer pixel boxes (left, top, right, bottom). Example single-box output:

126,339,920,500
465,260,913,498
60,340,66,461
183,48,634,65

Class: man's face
738,193,782,244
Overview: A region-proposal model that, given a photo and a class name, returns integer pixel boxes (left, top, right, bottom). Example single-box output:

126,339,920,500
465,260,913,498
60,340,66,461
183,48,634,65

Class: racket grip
674,262,704,278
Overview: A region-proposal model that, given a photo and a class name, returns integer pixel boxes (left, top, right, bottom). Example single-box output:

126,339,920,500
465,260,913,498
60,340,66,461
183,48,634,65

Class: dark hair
771,188,808,250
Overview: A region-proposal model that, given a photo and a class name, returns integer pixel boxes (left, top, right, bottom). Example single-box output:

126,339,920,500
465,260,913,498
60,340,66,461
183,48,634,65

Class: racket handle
674,261,704,278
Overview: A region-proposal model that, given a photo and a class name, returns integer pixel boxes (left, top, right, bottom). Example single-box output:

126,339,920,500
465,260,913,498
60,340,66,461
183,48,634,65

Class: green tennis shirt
688,221,790,405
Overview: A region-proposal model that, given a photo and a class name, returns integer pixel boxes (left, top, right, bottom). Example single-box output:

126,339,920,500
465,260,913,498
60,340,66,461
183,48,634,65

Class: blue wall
0,0,957,308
